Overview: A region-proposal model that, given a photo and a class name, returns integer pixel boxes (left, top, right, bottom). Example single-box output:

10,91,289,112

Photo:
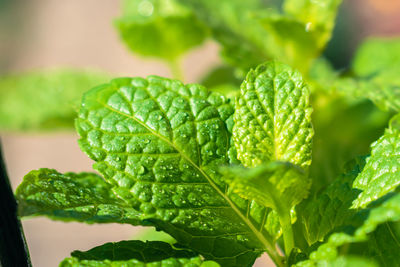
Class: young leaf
115,0,207,61
233,61,313,169
222,162,309,214
352,114,400,209
16,168,142,224
76,76,282,266
297,192,400,266
60,240,220,267
0,69,110,131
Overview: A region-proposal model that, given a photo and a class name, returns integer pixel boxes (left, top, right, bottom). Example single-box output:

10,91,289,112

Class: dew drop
138,0,154,17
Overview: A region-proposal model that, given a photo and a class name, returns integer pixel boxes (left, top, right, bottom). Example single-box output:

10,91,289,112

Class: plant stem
168,58,184,81
279,210,295,257
0,141,32,267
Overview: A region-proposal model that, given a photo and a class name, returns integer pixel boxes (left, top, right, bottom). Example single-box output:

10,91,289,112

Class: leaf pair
16,61,314,266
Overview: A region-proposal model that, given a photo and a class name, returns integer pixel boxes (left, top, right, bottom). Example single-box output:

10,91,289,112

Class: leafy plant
2,0,400,266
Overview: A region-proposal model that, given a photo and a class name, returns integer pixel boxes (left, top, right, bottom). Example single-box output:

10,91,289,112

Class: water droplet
138,0,154,17
138,165,145,174
116,157,121,162
305,22,312,32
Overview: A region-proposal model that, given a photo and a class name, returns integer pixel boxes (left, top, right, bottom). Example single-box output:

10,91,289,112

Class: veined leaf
0,69,110,131
60,240,220,267
16,169,142,224
222,162,309,214
300,157,366,244
296,192,400,266
233,61,313,169
115,0,207,61
352,114,400,208
76,76,282,266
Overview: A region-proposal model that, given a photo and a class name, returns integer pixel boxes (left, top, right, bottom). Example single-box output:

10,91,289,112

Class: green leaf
283,0,342,47
16,168,142,224
60,240,220,267
233,61,313,169
300,157,366,244
0,69,110,132
296,256,379,267
297,192,400,266
222,162,309,214
75,76,283,266
352,37,400,77
177,0,273,70
260,15,321,73
352,114,400,209
115,0,207,61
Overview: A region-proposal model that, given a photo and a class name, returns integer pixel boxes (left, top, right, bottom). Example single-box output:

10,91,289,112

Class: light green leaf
16,168,142,224
297,192,400,266
233,61,313,169
60,240,220,267
0,69,110,132
296,256,378,267
260,15,321,73
115,0,207,61
352,114,400,209
352,37,400,77
300,157,366,244
284,0,342,47
222,162,309,214
177,0,273,70
75,76,283,266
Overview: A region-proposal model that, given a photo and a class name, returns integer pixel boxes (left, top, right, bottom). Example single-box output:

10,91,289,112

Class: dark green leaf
60,240,220,267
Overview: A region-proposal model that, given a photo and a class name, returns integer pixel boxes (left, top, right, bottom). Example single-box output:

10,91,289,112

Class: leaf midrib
97,99,276,253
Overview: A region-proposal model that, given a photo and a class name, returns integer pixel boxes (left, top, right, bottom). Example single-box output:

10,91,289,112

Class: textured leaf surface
300,157,366,244
352,37,400,77
233,61,313,168
297,192,400,266
352,114,400,208
115,0,207,60
16,169,141,224
76,76,282,266
0,69,109,131
223,162,309,214
60,240,219,267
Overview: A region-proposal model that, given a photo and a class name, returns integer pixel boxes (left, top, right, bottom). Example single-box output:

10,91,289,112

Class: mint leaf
260,15,321,73
300,157,366,244
60,240,219,267
177,0,272,70
352,37,400,77
0,69,109,131
352,114,400,208
16,168,142,224
334,38,400,112
223,162,308,214
115,0,207,61
75,76,282,266
297,192,400,266
233,61,313,169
